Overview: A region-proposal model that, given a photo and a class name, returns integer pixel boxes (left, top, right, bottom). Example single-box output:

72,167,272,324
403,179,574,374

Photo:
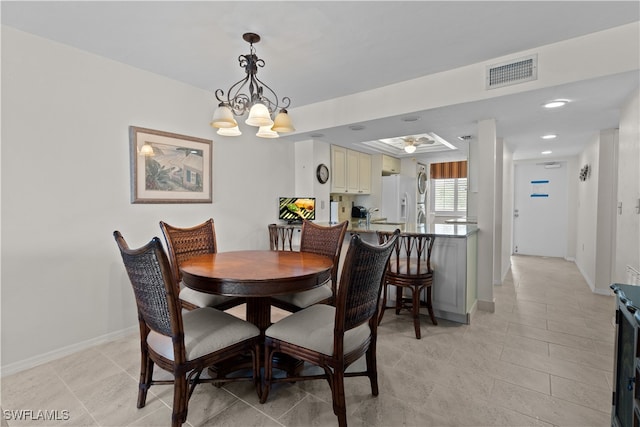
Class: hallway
2,255,615,426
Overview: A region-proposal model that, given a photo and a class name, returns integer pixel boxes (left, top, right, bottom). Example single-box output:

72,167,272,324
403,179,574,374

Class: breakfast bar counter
343,221,478,324
346,221,477,238
280,220,477,324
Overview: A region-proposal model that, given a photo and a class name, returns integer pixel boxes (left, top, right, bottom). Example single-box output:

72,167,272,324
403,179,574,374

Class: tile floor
2,255,616,426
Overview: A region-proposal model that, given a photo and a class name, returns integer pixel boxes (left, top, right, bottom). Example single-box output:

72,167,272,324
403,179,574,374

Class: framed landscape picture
129,126,213,203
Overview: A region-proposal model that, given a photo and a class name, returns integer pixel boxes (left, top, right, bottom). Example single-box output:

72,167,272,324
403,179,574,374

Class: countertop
318,220,478,238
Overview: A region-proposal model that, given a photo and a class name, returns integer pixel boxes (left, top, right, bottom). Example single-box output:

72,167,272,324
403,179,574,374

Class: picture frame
129,126,213,203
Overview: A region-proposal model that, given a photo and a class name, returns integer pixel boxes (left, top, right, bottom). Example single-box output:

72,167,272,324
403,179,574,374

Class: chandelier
210,33,295,138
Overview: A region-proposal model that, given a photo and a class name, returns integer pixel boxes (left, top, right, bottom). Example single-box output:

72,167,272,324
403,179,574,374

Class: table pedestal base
208,353,304,382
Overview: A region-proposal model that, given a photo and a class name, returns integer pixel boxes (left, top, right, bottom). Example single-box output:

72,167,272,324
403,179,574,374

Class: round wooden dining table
180,250,333,331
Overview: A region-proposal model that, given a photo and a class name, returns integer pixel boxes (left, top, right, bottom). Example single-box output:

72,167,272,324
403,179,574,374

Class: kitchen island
344,221,478,324
280,220,478,324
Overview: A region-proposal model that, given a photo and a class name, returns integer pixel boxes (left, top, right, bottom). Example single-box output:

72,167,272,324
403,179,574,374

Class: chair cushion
179,285,235,308
265,304,371,356
272,280,333,309
147,307,259,361
388,261,433,277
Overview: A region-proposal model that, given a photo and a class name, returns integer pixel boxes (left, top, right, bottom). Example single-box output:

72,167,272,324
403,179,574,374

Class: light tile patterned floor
2,255,616,426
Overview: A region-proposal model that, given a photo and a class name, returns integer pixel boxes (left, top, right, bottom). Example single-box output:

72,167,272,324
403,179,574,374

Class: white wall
574,129,620,294
475,119,496,312
1,27,295,372
595,130,618,294
294,139,332,222
575,136,600,288
566,157,579,261
614,89,640,284
493,138,503,285
501,143,514,281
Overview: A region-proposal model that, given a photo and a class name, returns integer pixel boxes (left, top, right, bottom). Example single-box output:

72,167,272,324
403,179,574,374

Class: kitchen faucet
366,207,379,228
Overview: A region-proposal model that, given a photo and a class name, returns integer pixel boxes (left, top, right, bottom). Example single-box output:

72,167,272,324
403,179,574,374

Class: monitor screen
279,197,316,222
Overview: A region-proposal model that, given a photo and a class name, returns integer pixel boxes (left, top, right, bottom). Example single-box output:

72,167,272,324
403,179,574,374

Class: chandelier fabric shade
216,126,242,136
256,125,279,138
245,103,274,127
210,104,237,128
272,109,296,133
210,33,294,138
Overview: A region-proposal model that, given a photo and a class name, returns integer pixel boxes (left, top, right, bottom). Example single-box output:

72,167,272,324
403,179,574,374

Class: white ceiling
3,1,639,161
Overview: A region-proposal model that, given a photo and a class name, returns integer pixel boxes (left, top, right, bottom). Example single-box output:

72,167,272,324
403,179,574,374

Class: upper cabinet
357,151,371,193
382,154,401,175
331,145,371,194
331,145,348,193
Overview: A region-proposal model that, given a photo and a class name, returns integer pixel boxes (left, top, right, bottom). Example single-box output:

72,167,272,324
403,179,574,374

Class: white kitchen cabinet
346,149,359,193
331,145,347,193
358,151,371,193
331,145,371,194
429,232,477,324
382,154,401,175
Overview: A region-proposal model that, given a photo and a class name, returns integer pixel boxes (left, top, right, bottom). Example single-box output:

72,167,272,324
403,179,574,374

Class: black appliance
351,206,367,218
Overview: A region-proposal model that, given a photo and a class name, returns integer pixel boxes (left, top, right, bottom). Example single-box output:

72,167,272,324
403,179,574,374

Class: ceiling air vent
486,54,537,89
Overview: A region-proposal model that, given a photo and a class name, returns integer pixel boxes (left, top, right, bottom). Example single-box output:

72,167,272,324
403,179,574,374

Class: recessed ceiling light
401,116,420,122
349,125,365,131
541,134,557,140
541,150,552,155
543,99,569,109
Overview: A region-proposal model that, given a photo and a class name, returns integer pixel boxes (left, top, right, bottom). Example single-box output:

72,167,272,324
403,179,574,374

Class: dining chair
260,230,400,427
377,231,437,339
270,220,348,312
268,223,295,251
160,218,243,311
113,231,260,427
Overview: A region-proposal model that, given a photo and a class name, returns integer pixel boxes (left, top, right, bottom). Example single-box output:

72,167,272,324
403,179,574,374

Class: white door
513,163,568,257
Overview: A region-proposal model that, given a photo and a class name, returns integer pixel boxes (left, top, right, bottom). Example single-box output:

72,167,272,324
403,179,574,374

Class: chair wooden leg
137,352,153,408
253,343,262,401
172,374,188,427
365,343,379,396
395,286,403,315
377,284,388,325
260,345,273,404
412,286,421,339
426,286,438,325
331,371,348,427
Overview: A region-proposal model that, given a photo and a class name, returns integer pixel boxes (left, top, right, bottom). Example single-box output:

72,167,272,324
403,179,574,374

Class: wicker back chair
159,219,242,311
271,220,348,312
268,223,295,251
113,231,260,427
261,230,400,426
377,231,437,339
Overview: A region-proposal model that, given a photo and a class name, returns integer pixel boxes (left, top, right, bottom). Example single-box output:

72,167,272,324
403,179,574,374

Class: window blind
432,177,467,214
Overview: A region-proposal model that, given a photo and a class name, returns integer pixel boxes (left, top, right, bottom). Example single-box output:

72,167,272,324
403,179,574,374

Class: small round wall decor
316,163,329,184
579,164,590,181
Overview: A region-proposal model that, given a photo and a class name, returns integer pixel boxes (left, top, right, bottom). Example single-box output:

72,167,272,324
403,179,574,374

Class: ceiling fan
402,136,435,153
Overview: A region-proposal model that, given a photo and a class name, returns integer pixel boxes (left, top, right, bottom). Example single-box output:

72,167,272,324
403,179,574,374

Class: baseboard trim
1,326,137,377
477,299,496,313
